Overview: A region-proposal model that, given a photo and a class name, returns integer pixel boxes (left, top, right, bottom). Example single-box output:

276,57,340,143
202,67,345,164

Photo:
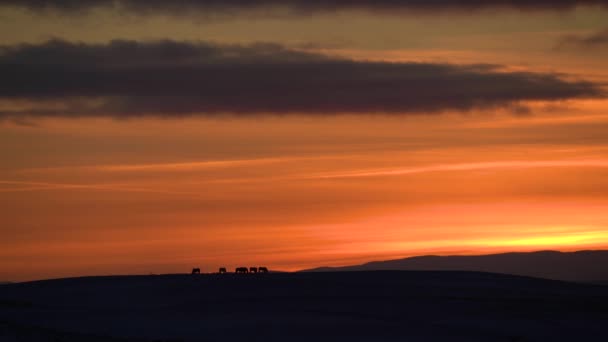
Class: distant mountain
301,250,608,284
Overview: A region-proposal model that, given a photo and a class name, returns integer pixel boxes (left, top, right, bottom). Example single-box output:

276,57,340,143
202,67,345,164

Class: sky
2,0,608,281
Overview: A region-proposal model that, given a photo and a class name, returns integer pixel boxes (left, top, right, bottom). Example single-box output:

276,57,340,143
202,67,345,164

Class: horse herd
191,267,269,274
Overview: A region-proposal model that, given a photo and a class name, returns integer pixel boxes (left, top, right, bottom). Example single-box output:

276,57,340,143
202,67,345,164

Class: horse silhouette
219,267,227,274
249,267,258,273
258,267,269,273
191,268,201,274
235,267,249,274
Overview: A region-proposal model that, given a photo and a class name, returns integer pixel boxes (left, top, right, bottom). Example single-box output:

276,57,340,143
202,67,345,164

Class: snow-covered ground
1,271,608,341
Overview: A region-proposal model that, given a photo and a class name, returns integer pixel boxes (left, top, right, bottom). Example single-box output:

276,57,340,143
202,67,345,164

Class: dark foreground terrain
1,271,608,341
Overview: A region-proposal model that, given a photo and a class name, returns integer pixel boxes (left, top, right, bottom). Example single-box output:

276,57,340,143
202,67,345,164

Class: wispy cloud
0,180,204,196
16,155,346,174
556,28,608,50
308,159,608,179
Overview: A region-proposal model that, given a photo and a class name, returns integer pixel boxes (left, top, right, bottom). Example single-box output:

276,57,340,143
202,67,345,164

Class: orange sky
1,2,608,281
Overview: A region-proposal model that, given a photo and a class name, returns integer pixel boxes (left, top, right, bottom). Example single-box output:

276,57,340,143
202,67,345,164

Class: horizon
2,248,607,283
2,1,608,282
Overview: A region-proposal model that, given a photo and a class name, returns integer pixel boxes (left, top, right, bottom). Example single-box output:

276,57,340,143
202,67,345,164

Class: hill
1,272,608,341
302,250,608,283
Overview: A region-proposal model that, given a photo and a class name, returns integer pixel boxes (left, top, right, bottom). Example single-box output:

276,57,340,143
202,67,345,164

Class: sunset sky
2,1,608,281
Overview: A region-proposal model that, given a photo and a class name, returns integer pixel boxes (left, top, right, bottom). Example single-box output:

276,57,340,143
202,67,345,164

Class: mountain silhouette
301,250,608,284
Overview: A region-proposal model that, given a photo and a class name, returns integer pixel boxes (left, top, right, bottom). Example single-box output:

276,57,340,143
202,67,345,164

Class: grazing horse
235,267,249,274
249,267,258,273
258,267,269,273
191,268,201,274
219,267,227,274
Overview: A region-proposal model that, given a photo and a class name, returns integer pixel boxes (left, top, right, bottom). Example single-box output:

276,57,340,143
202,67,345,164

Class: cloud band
0,39,603,118
4,0,608,14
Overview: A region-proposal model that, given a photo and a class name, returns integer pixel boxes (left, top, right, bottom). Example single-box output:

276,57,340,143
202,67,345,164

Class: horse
235,267,249,274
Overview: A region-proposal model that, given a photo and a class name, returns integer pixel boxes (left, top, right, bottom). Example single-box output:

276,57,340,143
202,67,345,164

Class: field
2,271,608,341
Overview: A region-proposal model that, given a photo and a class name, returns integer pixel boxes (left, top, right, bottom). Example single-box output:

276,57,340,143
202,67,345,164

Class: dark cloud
557,28,608,49
3,0,608,15
0,39,603,118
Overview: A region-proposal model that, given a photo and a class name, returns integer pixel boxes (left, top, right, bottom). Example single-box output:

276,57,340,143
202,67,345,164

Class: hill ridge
300,250,608,284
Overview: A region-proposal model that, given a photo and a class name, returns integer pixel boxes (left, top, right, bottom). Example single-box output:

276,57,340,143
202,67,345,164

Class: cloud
0,39,603,118
557,28,608,50
307,160,608,179
3,0,608,15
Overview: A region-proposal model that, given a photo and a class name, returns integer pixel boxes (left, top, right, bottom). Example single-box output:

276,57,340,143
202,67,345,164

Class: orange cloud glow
2,109,608,281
